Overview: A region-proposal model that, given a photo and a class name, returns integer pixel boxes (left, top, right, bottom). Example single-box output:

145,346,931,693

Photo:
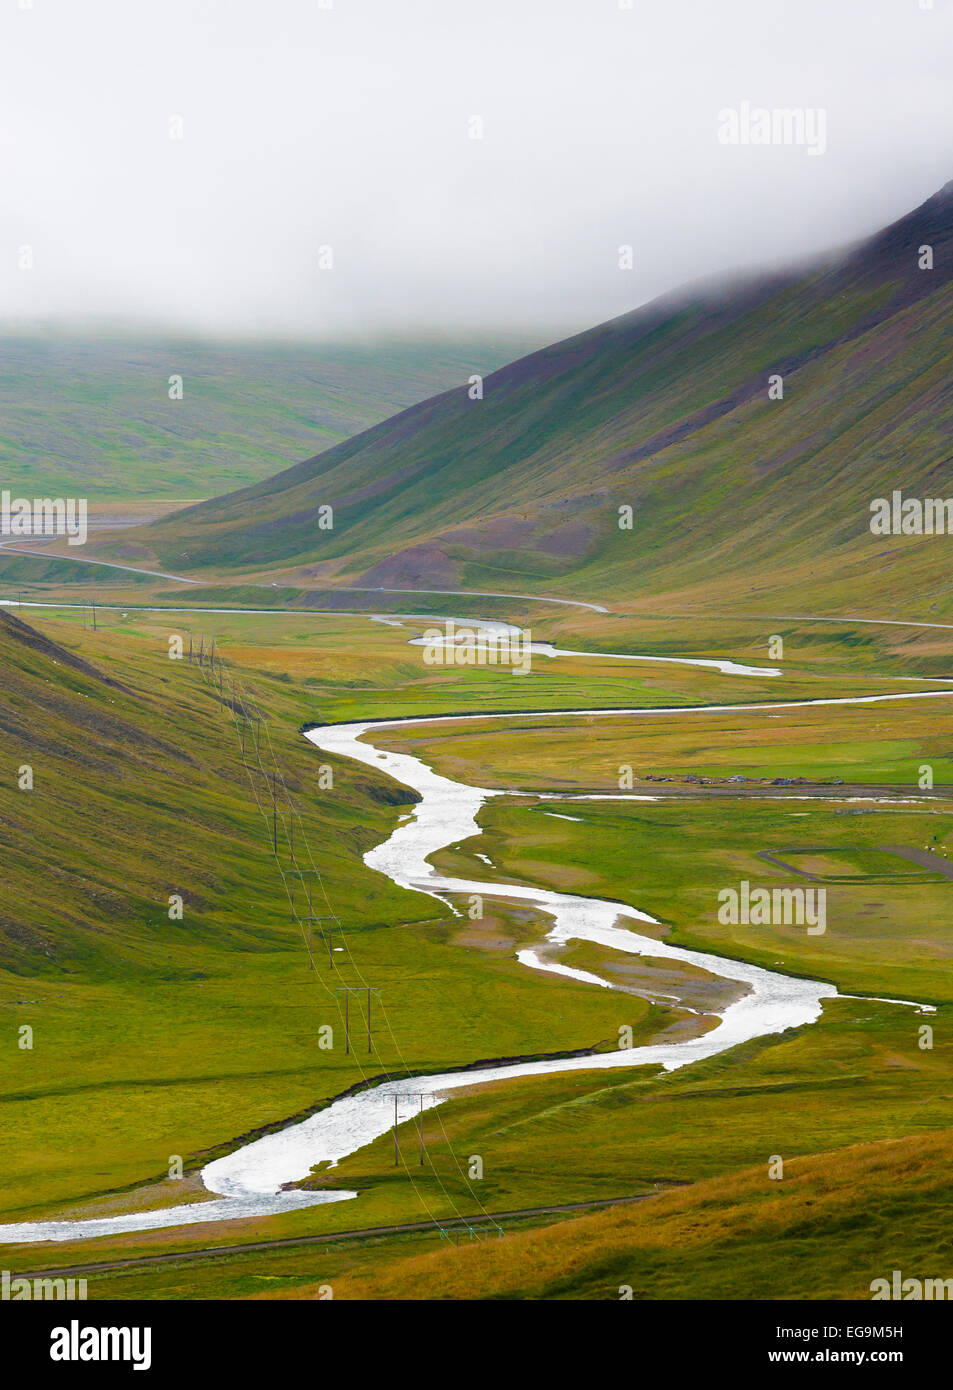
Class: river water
0,690,942,1244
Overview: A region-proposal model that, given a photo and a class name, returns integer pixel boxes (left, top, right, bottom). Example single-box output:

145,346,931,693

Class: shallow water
2,689,943,1244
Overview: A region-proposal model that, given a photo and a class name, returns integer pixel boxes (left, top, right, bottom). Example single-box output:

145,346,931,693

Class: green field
5,183,953,1299
0,333,536,500
0,591,951,1300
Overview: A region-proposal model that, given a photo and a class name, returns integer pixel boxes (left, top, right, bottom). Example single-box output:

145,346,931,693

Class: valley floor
1,584,952,1297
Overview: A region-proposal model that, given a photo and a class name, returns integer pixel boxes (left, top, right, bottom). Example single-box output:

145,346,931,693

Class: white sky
1,0,952,339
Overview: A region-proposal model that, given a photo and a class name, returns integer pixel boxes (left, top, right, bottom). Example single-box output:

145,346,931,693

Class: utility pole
288,872,331,970
335,986,380,1055
313,916,338,967
236,710,259,759
248,763,279,848
288,869,318,921
387,1092,430,1166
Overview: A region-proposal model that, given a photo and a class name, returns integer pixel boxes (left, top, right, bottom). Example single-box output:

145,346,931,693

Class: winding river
1,601,778,678
0,689,944,1244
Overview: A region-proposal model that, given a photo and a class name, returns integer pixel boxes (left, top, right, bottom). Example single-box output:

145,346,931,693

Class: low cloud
1,0,952,338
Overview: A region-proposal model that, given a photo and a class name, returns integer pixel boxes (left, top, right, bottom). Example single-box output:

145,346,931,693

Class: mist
2,0,952,340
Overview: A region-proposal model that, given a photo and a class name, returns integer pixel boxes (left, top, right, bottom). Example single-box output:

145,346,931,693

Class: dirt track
13,1191,669,1281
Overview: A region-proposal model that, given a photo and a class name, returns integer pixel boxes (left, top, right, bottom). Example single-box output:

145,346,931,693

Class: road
14,1192,660,1280
0,540,200,585
0,542,606,609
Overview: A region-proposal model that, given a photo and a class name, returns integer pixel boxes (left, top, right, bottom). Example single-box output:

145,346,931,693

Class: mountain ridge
97,180,953,614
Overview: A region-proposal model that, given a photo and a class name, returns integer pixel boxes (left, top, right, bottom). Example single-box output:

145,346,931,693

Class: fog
2,0,951,339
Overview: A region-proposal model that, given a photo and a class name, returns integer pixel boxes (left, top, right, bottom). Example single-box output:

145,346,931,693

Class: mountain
0,335,536,501
0,608,410,978
101,182,953,614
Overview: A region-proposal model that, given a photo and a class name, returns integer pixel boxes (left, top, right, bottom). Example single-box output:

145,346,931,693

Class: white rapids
2,690,945,1244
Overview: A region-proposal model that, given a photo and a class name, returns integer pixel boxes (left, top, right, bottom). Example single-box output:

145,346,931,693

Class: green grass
2,597,952,1299
0,333,537,499
0,607,668,1234
320,1128,953,1300
427,786,953,1003
390,687,953,788
84,190,953,622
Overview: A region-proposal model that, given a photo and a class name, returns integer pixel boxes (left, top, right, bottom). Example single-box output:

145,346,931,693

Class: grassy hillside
102,181,953,616
0,334,536,500
2,604,951,1297
0,607,423,978
317,1130,953,1300
0,606,679,1229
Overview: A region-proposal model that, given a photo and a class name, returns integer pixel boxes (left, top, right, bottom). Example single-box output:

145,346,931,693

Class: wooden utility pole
335,986,380,1055
236,712,259,759
288,869,317,921
288,872,330,970
301,916,320,969
311,916,339,968
388,1092,429,1166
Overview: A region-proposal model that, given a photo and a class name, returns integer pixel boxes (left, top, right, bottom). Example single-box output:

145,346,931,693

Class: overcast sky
2,0,952,340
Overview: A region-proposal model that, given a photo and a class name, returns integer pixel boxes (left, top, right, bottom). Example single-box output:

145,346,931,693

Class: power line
335,986,380,1055
189,641,495,1239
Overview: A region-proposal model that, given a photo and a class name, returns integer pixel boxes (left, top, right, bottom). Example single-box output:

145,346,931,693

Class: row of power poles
192,636,453,1186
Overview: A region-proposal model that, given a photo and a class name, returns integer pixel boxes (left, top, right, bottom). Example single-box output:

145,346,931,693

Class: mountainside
320,1131,953,1301
104,182,953,613
0,608,408,978
0,336,534,500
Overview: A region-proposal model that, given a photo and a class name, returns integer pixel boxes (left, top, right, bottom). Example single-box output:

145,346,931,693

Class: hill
101,181,953,616
0,334,536,501
315,1130,953,1301
0,606,416,979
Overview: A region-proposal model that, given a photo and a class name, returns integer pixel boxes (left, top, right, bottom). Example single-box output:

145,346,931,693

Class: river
0,689,942,1244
